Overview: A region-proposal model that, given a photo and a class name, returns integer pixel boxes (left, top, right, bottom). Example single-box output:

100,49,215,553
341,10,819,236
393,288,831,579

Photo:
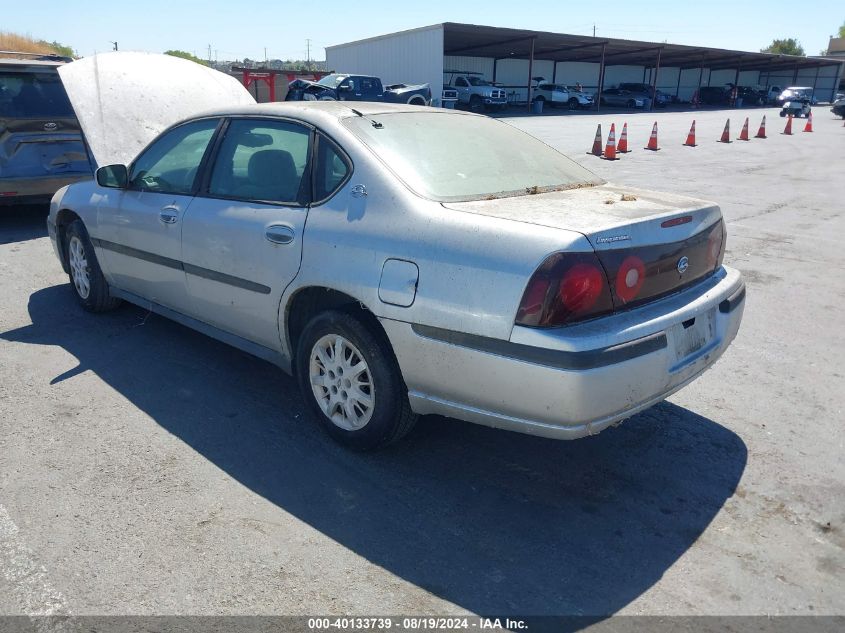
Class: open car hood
58,52,255,167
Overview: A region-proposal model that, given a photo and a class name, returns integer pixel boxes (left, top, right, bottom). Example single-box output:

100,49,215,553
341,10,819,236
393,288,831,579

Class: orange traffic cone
782,114,793,135
738,117,750,141
755,115,767,139
617,122,630,153
683,120,697,147
803,112,813,132
602,123,618,161
588,124,603,156
644,121,660,151
718,119,732,143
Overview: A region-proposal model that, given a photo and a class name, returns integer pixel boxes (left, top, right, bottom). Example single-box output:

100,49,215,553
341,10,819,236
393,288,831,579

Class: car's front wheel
296,310,417,450
568,98,579,110
64,219,121,312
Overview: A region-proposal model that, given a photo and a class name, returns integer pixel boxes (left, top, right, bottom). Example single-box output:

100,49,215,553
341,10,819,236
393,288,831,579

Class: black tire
295,310,417,450
568,98,579,110
627,99,636,108
469,95,483,112
64,219,121,312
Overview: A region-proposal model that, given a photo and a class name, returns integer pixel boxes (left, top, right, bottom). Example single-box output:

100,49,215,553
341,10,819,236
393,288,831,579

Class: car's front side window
207,118,311,205
128,118,219,194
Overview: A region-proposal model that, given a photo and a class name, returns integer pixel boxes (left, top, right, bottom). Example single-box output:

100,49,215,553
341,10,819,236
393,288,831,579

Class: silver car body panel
57,52,254,167
48,66,745,439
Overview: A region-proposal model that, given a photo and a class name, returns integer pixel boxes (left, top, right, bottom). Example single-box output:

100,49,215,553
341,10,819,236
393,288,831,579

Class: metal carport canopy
442,22,830,72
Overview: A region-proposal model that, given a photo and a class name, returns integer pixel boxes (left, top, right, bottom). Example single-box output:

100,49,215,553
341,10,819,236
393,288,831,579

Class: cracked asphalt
0,105,843,620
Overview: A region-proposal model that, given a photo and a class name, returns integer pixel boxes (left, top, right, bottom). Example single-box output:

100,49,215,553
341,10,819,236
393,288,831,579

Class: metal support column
811,64,820,99
649,47,662,112
526,37,536,112
596,43,607,112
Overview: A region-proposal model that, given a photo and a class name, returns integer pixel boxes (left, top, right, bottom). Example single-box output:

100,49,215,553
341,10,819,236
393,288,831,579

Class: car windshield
0,71,74,117
467,77,491,86
317,75,346,88
345,112,603,202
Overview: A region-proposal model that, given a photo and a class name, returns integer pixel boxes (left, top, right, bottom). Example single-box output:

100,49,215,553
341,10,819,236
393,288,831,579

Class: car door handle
159,207,179,224
265,225,295,245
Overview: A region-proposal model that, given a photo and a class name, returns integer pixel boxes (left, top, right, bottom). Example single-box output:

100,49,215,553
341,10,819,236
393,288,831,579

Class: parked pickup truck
285,73,431,105
443,70,508,111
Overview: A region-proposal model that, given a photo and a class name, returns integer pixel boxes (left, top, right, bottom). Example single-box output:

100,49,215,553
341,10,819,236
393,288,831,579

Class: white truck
443,70,508,111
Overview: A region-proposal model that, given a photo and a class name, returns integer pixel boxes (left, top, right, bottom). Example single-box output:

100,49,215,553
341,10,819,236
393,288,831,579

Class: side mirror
96,164,128,188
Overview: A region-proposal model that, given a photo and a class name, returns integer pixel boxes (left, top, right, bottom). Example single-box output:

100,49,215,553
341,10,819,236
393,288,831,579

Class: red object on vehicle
614,256,646,303
516,253,613,327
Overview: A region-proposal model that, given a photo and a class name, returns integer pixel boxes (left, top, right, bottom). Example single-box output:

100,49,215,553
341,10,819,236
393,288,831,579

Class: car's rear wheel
64,219,121,312
568,98,579,110
296,310,417,450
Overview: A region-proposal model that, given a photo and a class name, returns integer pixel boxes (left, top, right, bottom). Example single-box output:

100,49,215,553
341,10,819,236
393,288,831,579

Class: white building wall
603,65,648,87
554,62,601,90
326,25,445,105
442,55,494,78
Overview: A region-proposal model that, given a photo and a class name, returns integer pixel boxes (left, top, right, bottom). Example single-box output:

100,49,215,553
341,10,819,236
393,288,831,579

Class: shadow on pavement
3,285,748,619
0,204,49,245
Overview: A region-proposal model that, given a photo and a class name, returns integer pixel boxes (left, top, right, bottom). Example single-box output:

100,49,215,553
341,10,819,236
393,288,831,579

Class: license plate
672,308,716,360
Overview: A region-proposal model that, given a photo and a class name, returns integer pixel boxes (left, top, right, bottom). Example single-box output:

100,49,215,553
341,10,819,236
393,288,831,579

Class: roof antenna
349,107,383,129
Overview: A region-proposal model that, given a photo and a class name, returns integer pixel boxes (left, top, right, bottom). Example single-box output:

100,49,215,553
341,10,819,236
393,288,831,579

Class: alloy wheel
309,334,375,431
68,236,91,299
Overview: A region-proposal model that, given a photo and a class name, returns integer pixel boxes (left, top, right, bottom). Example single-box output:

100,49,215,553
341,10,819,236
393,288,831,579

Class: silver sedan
47,53,744,449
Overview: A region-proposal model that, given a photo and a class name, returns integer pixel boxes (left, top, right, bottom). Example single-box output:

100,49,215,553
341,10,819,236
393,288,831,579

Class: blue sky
5,0,843,60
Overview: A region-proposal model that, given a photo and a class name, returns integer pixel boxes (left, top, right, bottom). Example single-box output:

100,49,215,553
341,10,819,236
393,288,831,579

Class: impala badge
351,184,367,198
677,256,689,274
43,122,58,131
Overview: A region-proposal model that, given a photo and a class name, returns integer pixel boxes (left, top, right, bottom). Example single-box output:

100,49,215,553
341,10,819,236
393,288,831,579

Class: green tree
761,38,805,56
35,39,75,58
163,50,208,66
839,21,845,38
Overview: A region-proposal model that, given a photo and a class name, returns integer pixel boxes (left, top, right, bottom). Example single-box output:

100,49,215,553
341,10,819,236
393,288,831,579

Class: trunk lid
444,183,724,311
57,52,255,168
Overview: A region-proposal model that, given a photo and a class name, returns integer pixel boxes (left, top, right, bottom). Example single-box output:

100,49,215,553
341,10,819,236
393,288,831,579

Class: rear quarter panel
283,124,590,356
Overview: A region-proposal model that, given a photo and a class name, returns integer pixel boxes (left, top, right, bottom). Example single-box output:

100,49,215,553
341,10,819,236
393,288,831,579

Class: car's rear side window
313,134,350,203
0,71,74,118
207,119,311,205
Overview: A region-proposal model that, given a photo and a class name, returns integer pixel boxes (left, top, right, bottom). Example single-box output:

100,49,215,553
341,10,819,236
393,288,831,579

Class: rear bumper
382,266,744,439
0,174,91,206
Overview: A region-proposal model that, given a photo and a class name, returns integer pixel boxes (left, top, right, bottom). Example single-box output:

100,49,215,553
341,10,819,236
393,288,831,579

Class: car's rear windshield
0,71,74,118
344,112,603,202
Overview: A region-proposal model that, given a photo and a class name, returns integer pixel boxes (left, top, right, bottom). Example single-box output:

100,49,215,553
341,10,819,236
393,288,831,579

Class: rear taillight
614,255,646,303
516,253,613,327
707,220,726,269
